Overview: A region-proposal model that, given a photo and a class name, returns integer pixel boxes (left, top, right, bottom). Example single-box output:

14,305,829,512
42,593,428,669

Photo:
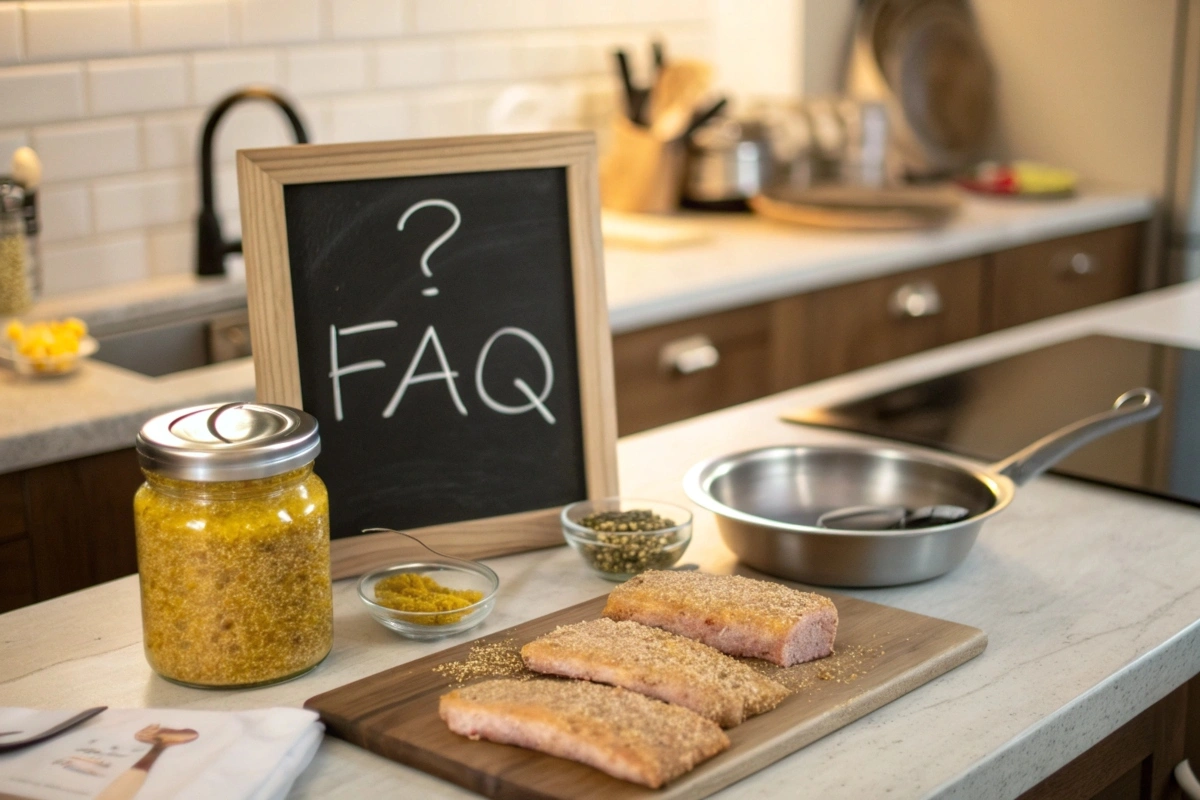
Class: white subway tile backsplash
0,6,22,65
137,0,232,52
24,1,135,62
415,0,558,33
510,0,562,29
213,163,238,215
518,33,581,79
0,130,29,172
295,97,333,142
663,0,709,23
92,171,196,233
88,56,189,115
5,0,712,298
413,88,475,137
561,0,630,28
452,38,514,82
32,119,140,181
413,0,473,34
286,45,367,96
0,64,86,125
213,101,302,162
236,0,320,45
192,48,280,105
142,110,203,169
147,222,194,275
665,27,710,59
330,93,411,143
41,233,149,295
375,41,449,88
38,184,93,243
330,0,407,40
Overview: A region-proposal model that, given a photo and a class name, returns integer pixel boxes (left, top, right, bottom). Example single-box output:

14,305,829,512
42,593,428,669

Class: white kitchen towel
0,707,323,800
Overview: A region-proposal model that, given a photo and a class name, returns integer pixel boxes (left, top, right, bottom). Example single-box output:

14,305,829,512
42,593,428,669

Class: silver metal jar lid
136,402,320,481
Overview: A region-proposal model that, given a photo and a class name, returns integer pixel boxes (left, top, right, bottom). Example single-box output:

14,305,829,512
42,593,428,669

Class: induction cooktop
785,335,1200,507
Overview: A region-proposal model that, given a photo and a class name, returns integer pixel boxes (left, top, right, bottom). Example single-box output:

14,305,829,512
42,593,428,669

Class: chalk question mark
397,199,461,297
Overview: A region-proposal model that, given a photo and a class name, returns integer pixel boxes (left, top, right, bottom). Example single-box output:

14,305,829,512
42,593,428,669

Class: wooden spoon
648,60,712,141
95,724,199,800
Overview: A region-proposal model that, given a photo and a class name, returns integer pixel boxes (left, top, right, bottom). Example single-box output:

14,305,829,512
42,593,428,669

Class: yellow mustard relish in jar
134,402,332,688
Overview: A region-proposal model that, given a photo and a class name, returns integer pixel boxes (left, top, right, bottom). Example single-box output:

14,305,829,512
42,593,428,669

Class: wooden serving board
306,591,986,799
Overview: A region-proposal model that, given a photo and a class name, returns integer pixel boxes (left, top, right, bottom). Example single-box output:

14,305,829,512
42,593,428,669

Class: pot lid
136,402,320,481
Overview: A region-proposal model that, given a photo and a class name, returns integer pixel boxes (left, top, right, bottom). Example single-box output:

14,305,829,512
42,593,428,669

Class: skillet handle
991,388,1162,486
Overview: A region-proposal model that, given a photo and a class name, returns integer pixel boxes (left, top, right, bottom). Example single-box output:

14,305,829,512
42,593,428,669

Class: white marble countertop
605,190,1154,333
2,281,1199,799
0,190,1154,474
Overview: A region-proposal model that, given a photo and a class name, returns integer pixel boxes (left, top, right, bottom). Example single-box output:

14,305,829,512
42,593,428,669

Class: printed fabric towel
0,707,323,800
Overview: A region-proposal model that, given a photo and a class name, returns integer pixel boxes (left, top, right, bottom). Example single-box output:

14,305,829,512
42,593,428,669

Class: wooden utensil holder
600,115,685,214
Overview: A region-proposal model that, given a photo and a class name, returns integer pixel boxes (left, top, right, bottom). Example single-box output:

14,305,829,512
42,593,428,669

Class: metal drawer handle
1053,251,1097,277
659,334,720,375
888,281,943,319
1175,759,1200,800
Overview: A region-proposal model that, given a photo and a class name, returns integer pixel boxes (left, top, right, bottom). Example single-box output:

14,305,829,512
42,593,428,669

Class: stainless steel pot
684,389,1162,587
683,118,775,204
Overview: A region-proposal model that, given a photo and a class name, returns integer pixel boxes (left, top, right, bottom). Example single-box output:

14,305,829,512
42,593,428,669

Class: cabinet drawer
798,257,986,382
988,224,1143,331
613,303,773,435
0,537,35,613
0,472,24,543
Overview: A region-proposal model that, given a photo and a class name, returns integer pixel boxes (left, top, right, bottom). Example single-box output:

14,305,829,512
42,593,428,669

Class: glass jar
133,402,332,688
0,179,33,315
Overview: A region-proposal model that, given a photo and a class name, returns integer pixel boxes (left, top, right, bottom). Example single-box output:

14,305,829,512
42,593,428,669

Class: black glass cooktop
786,335,1200,507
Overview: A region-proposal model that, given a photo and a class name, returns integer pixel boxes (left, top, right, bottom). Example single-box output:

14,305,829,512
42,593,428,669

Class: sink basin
92,307,251,377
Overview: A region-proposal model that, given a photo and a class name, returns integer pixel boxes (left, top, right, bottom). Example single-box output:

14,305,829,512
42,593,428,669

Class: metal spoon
361,527,487,570
816,504,971,531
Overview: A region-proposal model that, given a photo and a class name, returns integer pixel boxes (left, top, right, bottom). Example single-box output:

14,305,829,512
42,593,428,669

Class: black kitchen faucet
196,87,309,277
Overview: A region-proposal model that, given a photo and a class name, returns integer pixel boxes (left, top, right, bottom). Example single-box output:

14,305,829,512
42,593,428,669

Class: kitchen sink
92,307,252,377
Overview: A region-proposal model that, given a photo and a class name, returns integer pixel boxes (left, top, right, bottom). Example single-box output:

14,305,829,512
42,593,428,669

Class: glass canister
0,179,33,315
133,402,332,688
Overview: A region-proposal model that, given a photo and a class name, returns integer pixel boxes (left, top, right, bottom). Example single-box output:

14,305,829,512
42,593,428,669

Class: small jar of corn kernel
133,402,332,688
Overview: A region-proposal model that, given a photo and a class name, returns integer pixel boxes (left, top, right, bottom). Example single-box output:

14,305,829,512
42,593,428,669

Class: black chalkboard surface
238,133,618,572
284,168,584,536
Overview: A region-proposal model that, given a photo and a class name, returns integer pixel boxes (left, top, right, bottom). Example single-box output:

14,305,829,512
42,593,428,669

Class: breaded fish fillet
603,570,838,667
521,618,789,727
439,678,729,788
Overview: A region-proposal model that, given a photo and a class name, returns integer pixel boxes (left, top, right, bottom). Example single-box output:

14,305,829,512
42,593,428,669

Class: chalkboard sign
237,134,618,576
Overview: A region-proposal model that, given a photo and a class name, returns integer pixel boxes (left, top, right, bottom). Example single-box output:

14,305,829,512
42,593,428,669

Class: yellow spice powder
374,573,483,625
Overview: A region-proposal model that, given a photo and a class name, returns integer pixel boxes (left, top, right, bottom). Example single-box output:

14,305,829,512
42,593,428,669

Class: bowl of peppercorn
561,498,693,581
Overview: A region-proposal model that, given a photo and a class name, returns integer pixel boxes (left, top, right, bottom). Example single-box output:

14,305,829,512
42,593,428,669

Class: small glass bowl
561,498,693,582
6,336,98,377
357,559,499,640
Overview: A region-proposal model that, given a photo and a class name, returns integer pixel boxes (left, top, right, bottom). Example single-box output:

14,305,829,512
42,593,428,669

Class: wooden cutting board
306,591,986,799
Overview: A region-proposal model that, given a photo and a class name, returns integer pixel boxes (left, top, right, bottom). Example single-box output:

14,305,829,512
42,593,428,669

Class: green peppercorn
574,509,681,576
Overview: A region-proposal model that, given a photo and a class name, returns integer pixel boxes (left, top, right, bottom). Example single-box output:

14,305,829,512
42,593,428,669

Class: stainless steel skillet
683,389,1162,587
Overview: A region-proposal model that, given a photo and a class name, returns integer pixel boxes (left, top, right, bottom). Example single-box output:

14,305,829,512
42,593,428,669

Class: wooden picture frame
237,133,618,578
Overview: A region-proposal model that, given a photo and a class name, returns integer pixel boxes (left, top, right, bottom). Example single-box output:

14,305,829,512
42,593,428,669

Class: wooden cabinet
788,257,986,383
987,224,1143,331
613,223,1145,436
1021,680,1191,800
0,472,33,613
0,448,143,612
613,302,775,435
